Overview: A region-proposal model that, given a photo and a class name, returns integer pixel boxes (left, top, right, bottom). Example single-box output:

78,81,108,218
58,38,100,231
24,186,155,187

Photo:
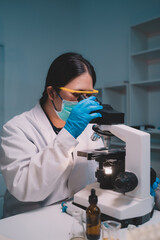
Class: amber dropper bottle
86,188,101,240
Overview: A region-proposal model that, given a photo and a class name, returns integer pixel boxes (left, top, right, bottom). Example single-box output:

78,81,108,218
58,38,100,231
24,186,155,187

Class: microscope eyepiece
77,94,87,102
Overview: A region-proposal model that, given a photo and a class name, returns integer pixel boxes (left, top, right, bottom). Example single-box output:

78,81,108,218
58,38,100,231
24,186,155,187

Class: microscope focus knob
114,172,138,193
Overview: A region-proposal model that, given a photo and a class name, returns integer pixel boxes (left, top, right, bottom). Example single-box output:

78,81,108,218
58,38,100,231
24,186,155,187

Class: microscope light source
104,166,112,175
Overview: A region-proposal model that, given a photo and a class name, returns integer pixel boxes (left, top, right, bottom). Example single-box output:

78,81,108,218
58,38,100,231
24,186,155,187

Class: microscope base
73,201,154,228
73,183,154,228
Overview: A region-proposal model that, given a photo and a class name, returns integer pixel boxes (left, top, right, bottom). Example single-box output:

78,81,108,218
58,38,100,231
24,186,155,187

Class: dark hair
40,52,96,105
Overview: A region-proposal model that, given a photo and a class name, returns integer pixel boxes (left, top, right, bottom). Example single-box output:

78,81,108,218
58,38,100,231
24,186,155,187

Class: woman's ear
47,86,56,101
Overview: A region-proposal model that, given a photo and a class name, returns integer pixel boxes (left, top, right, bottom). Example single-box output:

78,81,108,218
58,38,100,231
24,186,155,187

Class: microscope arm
100,124,150,199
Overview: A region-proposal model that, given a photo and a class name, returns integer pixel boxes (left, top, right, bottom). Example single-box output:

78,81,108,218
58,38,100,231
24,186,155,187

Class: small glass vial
102,220,121,240
69,210,86,240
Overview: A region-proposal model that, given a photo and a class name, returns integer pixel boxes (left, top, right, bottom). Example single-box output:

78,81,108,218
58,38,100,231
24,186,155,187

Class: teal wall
0,0,82,122
0,0,160,218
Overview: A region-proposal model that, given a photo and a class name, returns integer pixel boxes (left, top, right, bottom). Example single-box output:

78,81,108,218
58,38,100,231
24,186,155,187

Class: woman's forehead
64,72,93,90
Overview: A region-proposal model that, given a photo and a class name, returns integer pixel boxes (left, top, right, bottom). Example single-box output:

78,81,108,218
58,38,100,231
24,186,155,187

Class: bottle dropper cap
89,188,98,204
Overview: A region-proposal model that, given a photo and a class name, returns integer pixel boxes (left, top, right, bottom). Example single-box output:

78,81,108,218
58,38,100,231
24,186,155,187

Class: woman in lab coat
0,52,104,217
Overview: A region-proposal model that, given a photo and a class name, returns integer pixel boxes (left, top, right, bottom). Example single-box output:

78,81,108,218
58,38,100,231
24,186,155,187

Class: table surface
0,203,159,240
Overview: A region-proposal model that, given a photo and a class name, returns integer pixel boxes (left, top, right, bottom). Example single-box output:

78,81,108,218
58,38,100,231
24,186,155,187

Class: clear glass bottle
69,210,86,240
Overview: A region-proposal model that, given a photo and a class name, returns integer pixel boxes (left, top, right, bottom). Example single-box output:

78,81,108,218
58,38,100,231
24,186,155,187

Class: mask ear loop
51,91,63,111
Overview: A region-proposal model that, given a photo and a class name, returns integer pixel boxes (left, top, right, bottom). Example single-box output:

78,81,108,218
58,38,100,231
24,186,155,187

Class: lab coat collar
32,102,54,133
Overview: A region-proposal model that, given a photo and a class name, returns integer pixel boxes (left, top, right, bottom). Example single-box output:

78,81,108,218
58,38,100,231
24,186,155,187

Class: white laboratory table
0,204,159,240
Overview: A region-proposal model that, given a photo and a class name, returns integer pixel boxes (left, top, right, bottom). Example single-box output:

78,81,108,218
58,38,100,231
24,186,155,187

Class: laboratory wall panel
0,174,6,197
0,45,4,130
0,197,4,219
0,173,6,218
0,172,6,219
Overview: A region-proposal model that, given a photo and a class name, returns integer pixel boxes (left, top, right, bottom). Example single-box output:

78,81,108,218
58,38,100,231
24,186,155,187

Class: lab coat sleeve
0,124,79,202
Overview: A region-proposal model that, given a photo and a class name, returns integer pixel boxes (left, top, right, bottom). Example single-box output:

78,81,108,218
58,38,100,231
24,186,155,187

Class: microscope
73,97,155,227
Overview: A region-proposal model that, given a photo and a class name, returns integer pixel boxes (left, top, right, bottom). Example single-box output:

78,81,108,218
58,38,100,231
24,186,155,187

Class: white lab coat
0,102,103,217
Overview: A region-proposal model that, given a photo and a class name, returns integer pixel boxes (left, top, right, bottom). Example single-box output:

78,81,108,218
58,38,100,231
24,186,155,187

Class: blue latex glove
64,96,103,138
150,177,160,197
